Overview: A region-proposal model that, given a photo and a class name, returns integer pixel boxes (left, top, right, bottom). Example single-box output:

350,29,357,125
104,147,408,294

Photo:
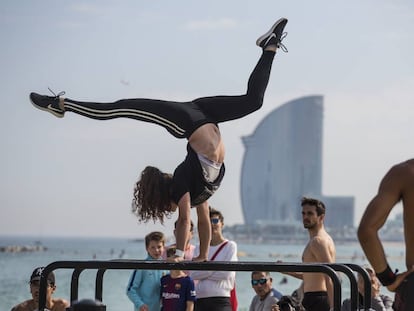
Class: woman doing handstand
30,18,288,262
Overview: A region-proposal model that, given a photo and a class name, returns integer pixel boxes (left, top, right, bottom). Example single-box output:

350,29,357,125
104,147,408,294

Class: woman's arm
193,201,211,261
172,193,192,261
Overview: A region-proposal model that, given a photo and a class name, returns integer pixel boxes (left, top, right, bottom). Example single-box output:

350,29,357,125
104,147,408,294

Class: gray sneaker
30,89,65,118
256,18,288,50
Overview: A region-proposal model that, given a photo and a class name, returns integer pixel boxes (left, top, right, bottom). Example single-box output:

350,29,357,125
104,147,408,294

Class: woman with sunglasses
30,18,288,262
190,208,238,311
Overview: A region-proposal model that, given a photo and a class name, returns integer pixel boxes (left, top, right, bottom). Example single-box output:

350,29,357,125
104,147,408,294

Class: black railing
38,260,371,311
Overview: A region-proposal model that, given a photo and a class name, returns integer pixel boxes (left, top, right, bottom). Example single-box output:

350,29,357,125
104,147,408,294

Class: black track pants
64,51,276,138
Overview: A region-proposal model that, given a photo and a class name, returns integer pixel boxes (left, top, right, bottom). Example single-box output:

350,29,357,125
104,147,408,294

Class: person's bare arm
358,166,402,274
193,201,211,262
276,260,304,279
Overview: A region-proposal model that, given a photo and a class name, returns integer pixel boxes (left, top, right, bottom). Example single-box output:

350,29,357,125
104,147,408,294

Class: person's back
126,231,168,311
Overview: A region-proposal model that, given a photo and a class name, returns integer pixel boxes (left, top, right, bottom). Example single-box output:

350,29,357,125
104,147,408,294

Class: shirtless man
358,159,414,311
283,197,336,311
11,267,69,311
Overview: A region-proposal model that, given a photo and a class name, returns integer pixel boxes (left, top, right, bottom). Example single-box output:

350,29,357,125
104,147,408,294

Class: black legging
63,51,275,139
195,297,231,311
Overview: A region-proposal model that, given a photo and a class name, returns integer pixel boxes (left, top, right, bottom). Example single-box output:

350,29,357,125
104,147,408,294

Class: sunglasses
251,278,268,286
210,218,220,224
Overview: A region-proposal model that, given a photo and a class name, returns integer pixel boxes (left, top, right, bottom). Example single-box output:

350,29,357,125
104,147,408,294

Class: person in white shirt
190,208,238,311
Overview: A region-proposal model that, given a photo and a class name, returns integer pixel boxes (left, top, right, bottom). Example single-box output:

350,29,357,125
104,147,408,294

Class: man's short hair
174,220,194,232
209,207,224,222
251,271,271,278
301,197,326,215
30,267,55,285
145,231,166,247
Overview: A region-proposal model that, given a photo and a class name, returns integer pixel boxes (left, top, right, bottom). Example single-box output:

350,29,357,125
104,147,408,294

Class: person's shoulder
271,287,283,299
10,300,33,311
183,275,195,284
250,294,261,306
309,234,329,247
265,293,279,302
225,240,238,254
384,159,414,184
51,298,70,311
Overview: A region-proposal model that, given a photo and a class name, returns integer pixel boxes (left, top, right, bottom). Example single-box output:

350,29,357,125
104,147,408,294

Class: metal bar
70,268,84,303
95,268,106,301
345,263,372,310
39,260,343,310
328,264,358,311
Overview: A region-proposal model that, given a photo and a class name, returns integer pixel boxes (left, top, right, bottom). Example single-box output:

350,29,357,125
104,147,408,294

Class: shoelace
48,87,65,98
278,32,288,53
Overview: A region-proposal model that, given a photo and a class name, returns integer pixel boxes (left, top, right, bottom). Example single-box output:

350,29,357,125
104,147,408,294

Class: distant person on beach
249,271,282,311
29,18,288,263
126,231,168,311
11,266,69,311
280,197,336,311
358,159,414,311
190,208,238,311
160,248,197,311
341,266,393,311
163,220,196,261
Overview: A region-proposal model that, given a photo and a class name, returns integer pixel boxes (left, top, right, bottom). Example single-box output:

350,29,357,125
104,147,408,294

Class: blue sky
1,0,413,238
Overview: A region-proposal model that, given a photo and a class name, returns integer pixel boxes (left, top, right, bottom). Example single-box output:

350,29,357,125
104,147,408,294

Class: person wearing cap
11,266,69,311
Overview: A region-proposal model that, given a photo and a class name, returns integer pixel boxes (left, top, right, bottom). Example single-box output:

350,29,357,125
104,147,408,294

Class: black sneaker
30,89,65,118
256,18,288,50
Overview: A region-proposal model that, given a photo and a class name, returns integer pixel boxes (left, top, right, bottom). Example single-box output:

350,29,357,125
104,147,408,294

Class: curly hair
131,166,173,224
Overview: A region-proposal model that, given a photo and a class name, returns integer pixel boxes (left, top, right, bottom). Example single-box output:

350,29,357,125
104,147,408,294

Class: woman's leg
192,50,276,123
62,97,198,139
31,50,274,140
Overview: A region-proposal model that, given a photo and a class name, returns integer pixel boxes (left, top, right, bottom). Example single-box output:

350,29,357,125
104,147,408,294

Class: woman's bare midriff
188,123,225,163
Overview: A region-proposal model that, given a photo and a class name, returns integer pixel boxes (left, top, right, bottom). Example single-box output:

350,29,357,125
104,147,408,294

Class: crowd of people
24,13,414,311
11,199,405,311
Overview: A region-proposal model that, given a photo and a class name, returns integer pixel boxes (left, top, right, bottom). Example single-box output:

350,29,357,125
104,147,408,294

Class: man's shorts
393,272,414,311
302,291,330,311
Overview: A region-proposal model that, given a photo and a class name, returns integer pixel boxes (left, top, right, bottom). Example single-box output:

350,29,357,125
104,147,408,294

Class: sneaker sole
30,93,64,118
256,18,287,47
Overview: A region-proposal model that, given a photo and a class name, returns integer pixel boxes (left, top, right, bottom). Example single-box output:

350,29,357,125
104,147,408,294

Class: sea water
0,236,405,311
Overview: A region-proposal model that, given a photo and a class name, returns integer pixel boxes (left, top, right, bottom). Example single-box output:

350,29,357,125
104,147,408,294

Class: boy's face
146,240,164,259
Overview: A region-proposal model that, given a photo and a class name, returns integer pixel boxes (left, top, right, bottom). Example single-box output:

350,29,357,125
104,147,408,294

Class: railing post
328,264,358,311
345,263,372,310
95,268,107,301
70,268,84,303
